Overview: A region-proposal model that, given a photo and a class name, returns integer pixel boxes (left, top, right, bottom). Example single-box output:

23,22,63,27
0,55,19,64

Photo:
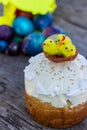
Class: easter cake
24,34,87,128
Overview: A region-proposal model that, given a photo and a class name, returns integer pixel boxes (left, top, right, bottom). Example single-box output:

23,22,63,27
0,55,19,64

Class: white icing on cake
24,53,87,108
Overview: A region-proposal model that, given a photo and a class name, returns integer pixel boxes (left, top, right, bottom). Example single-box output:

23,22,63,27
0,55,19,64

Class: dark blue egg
0,40,8,52
22,32,46,55
5,36,23,56
33,13,53,30
13,16,34,36
42,26,66,38
0,25,14,40
6,41,21,56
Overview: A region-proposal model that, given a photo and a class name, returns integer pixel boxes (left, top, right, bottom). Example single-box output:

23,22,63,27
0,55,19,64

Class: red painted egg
15,9,34,19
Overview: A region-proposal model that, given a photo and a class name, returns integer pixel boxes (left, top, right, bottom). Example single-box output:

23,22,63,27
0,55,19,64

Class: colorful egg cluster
0,10,66,56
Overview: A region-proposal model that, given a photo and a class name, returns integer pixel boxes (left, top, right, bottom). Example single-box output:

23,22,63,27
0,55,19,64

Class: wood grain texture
0,0,87,130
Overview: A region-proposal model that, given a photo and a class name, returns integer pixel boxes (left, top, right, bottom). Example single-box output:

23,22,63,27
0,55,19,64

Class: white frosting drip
24,53,87,108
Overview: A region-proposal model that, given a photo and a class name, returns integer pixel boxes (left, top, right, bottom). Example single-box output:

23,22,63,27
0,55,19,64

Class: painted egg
12,36,23,44
0,25,14,40
6,42,21,56
33,13,53,30
22,32,46,55
42,26,66,38
15,9,34,19
6,36,23,55
54,25,66,35
13,16,34,36
0,40,8,52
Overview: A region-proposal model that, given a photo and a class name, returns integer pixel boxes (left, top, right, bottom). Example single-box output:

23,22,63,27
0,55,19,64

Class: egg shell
22,32,46,56
13,16,34,36
33,13,53,30
6,41,21,56
15,9,34,19
0,25,14,40
0,40,8,52
42,26,66,38
12,36,23,44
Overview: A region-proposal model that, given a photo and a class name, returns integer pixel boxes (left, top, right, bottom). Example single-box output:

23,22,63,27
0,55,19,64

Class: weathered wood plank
0,0,87,130
0,98,44,130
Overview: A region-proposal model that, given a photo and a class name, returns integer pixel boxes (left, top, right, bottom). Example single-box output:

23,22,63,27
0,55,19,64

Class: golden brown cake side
25,91,87,128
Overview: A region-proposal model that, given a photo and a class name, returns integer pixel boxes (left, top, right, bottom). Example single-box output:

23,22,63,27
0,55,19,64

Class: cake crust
25,91,87,128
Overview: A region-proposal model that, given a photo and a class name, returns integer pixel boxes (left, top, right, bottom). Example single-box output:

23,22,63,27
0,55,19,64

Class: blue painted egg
0,25,14,40
33,13,53,30
13,16,34,36
22,32,46,55
0,40,8,52
42,25,66,38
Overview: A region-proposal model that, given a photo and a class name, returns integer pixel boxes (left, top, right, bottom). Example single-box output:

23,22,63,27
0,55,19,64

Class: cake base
25,91,87,128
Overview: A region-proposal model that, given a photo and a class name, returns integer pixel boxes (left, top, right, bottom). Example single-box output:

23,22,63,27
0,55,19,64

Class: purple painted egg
0,25,14,40
42,26,66,38
22,32,46,56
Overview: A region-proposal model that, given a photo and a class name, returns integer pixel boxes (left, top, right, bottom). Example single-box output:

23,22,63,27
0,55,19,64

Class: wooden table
0,0,87,130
